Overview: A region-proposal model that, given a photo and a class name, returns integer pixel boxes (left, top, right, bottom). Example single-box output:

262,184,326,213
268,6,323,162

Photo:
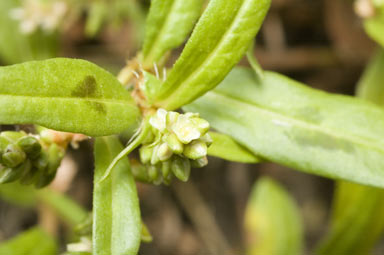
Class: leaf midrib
210,90,384,154
0,94,132,105
162,0,251,99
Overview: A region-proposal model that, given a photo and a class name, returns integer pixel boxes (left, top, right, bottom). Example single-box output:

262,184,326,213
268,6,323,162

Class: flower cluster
0,131,64,188
10,0,68,34
135,109,212,184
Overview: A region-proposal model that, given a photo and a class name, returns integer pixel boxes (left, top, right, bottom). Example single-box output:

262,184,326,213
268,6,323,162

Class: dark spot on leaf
90,102,107,115
289,129,355,153
72,75,98,98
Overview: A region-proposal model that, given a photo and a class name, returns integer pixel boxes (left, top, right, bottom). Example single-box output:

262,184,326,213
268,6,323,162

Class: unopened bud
139,145,153,164
161,161,172,185
2,144,26,168
183,140,207,160
191,118,210,135
191,156,208,168
166,111,179,128
172,115,200,144
200,133,213,146
171,156,191,182
164,133,183,154
149,108,167,132
148,164,162,185
1,131,25,142
157,143,173,161
17,136,42,159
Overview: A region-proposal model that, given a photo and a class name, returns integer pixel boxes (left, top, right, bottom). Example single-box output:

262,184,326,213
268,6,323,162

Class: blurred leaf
316,50,384,255
356,49,384,103
141,0,203,67
244,177,303,255
364,7,384,47
0,227,57,255
0,58,140,136
0,182,37,207
184,67,384,188
37,189,88,227
153,0,271,110
0,0,58,64
207,131,260,163
93,136,141,255
85,1,108,37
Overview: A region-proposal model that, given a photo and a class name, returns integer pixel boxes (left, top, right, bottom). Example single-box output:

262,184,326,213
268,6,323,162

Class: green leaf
356,49,384,103
207,131,260,163
316,50,384,255
316,182,384,255
0,182,37,207
364,7,384,47
153,0,271,110
184,67,384,188
0,227,57,255
141,0,203,67
37,189,88,226
0,58,140,136
244,177,303,255
0,0,58,64
93,136,141,255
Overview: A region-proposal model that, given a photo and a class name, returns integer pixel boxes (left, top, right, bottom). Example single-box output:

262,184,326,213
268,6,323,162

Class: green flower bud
19,166,38,185
150,145,161,165
0,136,11,153
166,111,180,129
35,144,64,188
164,133,183,154
172,115,201,144
139,145,153,164
161,161,172,185
200,133,213,146
171,156,191,182
2,144,26,168
191,118,210,135
191,156,208,168
0,160,31,184
157,142,173,161
183,140,207,160
147,164,162,185
131,161,150,183
17,136,42,159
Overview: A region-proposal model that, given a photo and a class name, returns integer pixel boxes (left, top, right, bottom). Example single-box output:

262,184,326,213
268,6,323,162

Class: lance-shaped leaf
244,177,303,255
153,0,271,110
316,50,384,255
141,0,203,67
184,67,384,188
0,0,58,64
316,181,384,255
93,136,141,255
208,131,260,163
0,227,57,255
0,58,140,136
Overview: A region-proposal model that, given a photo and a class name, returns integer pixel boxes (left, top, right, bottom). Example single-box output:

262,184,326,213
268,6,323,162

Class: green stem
246,41,264,81
98,120,150,183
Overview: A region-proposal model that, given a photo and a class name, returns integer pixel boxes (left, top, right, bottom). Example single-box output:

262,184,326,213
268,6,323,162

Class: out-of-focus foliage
244,177,303,255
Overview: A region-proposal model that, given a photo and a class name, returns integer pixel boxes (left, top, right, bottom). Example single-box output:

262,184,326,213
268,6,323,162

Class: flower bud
157,142,173,161
172,115,200,144
166,111,179,128
200,133,213,146
191,156,208,168
191,118,210,135
149,108,167,132
161,161,172,185
148,164,162,185
183,140,207,160
0,160,31,184
131,161,150,183
2,144,26,168
171,156,191,182
164,133,183,154
150,145,161,165
17,136,42,159
139,145,153,164
1,131,26,142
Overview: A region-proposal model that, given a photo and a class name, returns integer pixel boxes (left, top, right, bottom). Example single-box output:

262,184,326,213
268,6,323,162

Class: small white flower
171,115,201,144
149,108,167,132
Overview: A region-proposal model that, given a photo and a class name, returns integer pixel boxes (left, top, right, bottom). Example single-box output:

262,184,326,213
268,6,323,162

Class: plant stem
246,41,264,81
98,120,150,183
